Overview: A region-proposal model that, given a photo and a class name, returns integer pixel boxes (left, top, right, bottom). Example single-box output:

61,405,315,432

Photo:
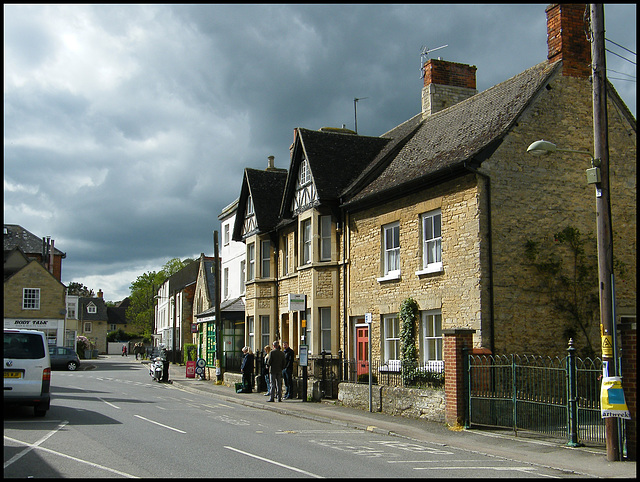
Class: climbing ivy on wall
399,297,419,386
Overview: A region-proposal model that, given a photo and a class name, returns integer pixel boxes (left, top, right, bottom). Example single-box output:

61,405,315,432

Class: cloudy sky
4,4,636,302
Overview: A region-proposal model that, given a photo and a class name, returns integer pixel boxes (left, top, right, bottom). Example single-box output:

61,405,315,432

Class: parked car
48,346,81,371
4,329,51,416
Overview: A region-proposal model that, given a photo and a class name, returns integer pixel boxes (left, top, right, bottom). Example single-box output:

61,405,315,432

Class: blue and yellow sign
600,377,631,419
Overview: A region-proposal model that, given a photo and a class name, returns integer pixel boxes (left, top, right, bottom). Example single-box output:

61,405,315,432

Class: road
4,356,584,478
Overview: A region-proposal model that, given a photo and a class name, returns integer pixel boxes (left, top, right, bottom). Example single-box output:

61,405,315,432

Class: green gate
466,347,605,445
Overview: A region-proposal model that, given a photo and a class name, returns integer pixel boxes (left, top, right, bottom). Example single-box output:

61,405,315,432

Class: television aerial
420,44,448,78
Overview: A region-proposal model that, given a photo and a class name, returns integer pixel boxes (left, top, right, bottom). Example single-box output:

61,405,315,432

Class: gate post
443,328,475,428
566,339,583,447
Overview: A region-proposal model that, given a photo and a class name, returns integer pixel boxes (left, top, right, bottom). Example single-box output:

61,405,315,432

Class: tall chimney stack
421,59,477,118
546,4,591,77
267,155,275,170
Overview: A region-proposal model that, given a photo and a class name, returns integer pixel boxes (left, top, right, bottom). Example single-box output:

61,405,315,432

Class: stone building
227,4,635,370
340,3,636,361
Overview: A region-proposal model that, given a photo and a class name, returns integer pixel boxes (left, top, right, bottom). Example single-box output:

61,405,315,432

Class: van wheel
67,361,78,371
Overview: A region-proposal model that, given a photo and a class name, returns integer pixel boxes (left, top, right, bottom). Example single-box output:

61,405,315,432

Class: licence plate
4,371,22,379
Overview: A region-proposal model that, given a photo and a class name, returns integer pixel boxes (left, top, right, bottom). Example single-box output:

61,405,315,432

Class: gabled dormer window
243,194,257,235
292,157,318,213
299,158,311,185
87,302,97,314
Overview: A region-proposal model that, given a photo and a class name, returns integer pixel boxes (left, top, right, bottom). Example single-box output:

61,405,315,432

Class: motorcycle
149,356,163,382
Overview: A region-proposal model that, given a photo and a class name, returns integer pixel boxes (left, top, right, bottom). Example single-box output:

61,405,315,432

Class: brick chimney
421,59,477,118
97,289,103,299
546,4,591,77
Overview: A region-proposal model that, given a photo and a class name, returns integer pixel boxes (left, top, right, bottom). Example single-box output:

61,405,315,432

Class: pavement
145,360,635,478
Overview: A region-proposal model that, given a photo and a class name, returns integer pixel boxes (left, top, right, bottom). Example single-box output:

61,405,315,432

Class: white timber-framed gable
242,192,257,236
292,156,318,214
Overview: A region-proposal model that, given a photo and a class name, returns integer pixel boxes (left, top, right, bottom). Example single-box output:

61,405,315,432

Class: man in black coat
240,346,254,392
266,341,285,402
282,341,295,399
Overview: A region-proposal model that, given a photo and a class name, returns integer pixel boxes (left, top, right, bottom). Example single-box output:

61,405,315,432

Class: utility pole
590,3,618,462
214,231,223,382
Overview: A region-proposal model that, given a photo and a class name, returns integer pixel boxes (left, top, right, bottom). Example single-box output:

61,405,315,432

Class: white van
4,329,51,416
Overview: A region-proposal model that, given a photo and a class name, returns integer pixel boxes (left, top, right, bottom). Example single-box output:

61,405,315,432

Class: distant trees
126,258,194,335
66,282,94,297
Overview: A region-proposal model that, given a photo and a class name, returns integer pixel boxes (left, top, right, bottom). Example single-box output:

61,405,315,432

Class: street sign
299,345,308,367
288,293,306,312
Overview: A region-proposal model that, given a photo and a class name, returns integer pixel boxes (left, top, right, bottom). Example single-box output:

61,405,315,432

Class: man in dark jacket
282,341,295,399
240,346,254,392
266,341,285,402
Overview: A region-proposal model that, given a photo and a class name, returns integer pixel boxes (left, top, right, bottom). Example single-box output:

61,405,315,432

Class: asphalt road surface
4,356,586,478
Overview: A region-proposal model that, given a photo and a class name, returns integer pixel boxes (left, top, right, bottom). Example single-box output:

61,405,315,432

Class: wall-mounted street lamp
526,140,602,185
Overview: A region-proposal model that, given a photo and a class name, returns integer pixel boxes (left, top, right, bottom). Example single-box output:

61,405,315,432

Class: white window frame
247,243,255,281
87,303,97,314
319,307,331,353
83,322,92,333
247,316,255,352
382,314,400,363
282,235,289,275
417,209,443,275
223,267,229,298
261,240,270,278
240,260,246,293
378,222,400,281
299,158,311,185
22,288,40,310
419,310,443,370
260,315,270,350
319,215,332,261
302,219,311,265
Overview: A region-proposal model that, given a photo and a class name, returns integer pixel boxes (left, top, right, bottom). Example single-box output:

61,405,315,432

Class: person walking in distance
266,341,285,402
282,341,295,399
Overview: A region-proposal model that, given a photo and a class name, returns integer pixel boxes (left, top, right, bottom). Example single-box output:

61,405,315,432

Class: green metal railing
465,340,605,446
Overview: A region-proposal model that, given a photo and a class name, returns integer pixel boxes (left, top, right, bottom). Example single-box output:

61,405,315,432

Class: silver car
4,329,51,416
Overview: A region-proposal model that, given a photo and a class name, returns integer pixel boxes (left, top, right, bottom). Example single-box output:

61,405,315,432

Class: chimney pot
267,155,275,170
97,289,103,299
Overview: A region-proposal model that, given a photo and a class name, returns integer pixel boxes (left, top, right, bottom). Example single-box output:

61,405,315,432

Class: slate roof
79,296,108,321
342,60,559,209
294,128,390,202
4,224,66,257
167,260,199,293
233,168,288,240
221,296,245,312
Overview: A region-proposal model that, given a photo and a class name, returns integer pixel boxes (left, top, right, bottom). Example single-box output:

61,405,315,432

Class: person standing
240,346,254,392
262,345,272,396
266,341,285,402
122,344,127,357
282,341,295,399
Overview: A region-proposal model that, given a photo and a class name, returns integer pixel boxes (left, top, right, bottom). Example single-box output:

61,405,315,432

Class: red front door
356,326,369,376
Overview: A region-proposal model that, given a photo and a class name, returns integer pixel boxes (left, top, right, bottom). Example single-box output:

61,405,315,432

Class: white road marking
224,446,323,478
96,397,120,409
4,435,138,478
134,415,186,433
4,421,68,469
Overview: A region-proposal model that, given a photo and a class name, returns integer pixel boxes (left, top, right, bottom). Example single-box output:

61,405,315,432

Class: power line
606,48,637,65
605,38,636,56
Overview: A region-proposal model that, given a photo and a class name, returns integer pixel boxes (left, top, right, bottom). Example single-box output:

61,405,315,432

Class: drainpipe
463,162,495,354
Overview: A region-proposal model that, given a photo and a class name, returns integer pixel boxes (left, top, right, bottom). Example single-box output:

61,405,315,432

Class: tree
126,271,166,335
399,297,419,386
160,257,194,277
66,282,94,297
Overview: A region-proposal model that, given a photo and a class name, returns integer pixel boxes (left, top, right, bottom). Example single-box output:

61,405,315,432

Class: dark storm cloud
4,4,635,300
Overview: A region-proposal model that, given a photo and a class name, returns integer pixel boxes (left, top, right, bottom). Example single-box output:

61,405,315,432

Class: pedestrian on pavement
160,345,170,383
282,341,295,399
263,345,272,396
240,346,254,392
122,344,127,357
266,341,285,402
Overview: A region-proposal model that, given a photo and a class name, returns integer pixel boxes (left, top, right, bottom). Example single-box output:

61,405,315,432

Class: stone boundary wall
337,382,445,423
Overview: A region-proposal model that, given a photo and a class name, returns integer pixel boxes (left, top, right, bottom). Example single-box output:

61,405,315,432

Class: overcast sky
4,4,636,302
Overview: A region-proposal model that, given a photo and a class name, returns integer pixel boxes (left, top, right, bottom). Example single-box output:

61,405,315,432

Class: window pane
433,214,441,237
